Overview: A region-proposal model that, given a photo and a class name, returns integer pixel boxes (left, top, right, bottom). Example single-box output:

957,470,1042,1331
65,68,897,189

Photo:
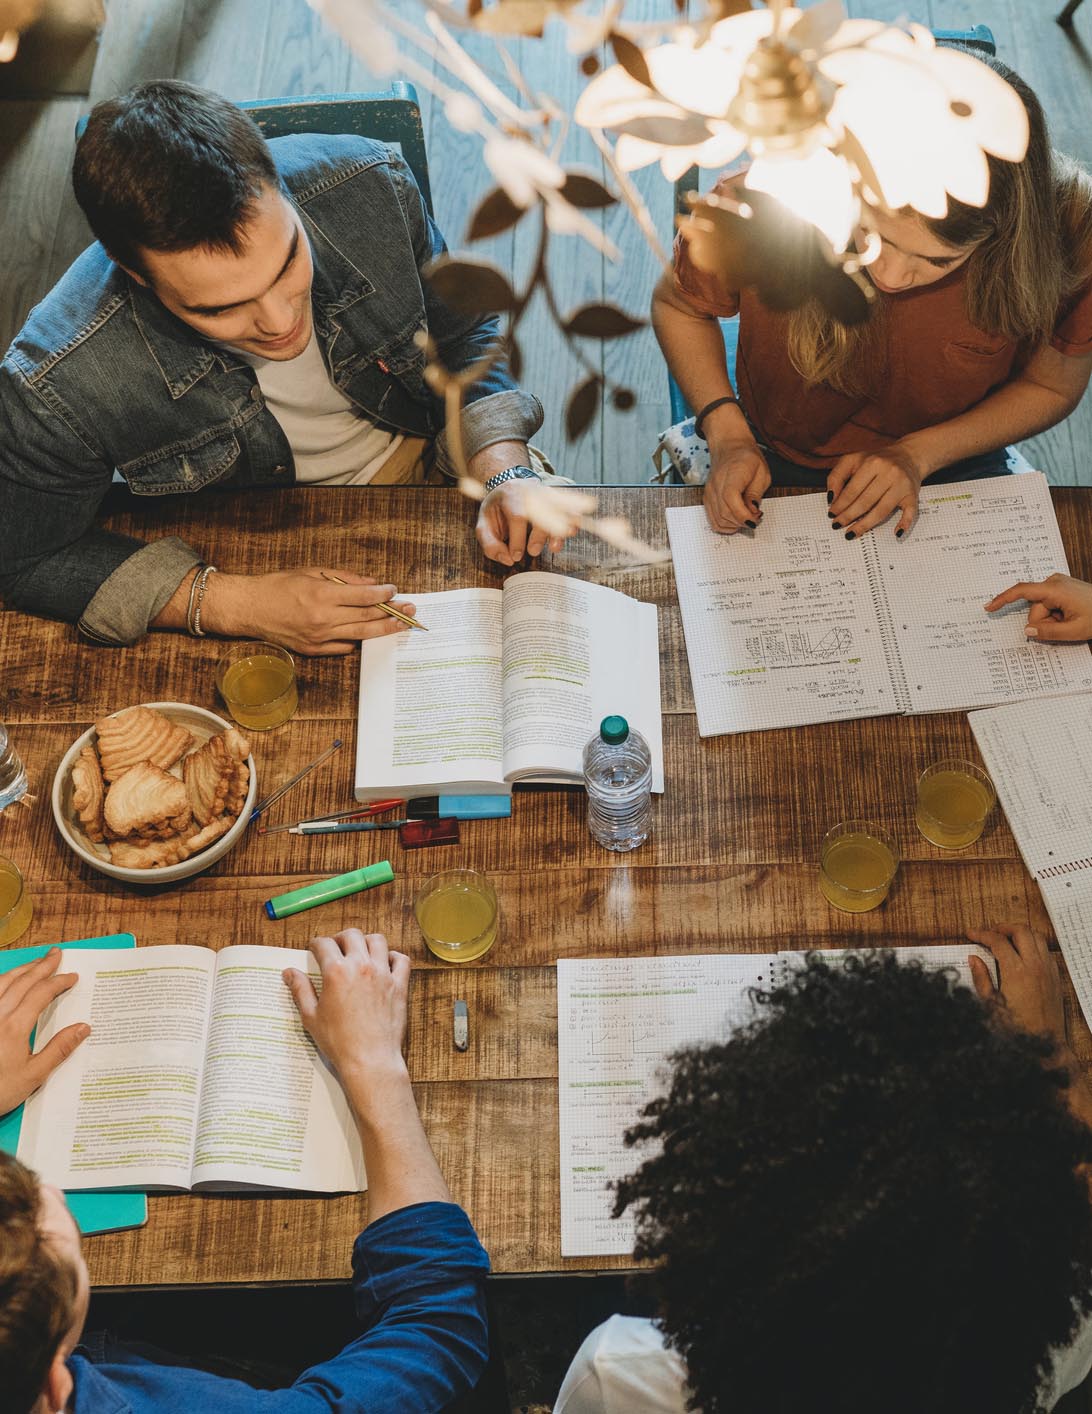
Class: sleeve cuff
77,538,203,647
352,1201,490,1318
434,389,545,480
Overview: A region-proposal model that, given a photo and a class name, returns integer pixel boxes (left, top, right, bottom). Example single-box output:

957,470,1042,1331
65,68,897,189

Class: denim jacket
0,134,542,645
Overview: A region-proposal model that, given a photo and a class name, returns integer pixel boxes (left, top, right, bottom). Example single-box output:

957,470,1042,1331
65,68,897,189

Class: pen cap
264,860,395,919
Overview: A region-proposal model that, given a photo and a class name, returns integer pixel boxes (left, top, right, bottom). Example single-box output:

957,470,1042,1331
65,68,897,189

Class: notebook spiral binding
861,540,912,714
1037,858,1092,880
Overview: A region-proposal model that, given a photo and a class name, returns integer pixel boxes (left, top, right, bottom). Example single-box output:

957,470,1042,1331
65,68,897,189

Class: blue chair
237,82,432,216
667,26,998,427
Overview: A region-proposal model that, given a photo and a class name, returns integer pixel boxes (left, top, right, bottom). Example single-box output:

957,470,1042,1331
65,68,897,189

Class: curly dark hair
613,952,1092,1414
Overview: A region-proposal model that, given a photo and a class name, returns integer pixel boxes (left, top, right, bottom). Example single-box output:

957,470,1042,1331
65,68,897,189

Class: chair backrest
238,82,432,216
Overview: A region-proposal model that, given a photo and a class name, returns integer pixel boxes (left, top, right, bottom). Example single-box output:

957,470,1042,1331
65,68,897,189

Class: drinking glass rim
819,820,899,896
414,869,498,939
916,758,996,805
216,641,298,706
0,855,25,924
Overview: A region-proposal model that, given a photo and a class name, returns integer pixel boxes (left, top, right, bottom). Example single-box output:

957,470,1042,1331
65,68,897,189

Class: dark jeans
761,443,1015,489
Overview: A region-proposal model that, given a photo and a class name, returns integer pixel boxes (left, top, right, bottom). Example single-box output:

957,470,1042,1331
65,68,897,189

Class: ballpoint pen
320,571,428,630
249,739,343,825
258,799,405,836
289,818,409,835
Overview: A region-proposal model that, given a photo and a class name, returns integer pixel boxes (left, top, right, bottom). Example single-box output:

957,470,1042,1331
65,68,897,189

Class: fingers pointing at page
0,950,91,1117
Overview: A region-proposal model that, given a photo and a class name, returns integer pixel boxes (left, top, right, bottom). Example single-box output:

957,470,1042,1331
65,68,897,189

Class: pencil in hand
319,571,428,631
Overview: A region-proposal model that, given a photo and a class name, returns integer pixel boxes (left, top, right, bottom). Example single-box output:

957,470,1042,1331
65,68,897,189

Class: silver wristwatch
483,464,540,494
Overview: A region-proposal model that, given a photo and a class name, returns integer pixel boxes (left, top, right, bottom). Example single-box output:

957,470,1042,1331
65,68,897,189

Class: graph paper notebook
969,693,1092,1029
557,946,995,1257
666,474,1092,737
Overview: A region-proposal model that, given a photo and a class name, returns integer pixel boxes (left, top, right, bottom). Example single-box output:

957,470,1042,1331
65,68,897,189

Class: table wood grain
2,483,1089,1288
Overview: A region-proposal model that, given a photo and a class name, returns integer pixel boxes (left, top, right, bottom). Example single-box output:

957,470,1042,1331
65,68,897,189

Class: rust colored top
674,174,1092,469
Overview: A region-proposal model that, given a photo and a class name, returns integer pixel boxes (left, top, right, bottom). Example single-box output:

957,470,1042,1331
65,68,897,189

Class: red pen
258,799,405,836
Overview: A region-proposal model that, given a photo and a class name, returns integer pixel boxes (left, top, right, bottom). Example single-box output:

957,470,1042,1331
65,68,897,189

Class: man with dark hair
0,933,489,1412
556,926,1092,1414
0,80,571,650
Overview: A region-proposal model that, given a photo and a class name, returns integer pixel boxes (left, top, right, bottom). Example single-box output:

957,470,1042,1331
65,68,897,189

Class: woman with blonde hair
654,54,1092,540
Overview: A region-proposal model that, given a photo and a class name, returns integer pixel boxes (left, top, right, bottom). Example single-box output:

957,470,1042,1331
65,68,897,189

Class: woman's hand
967,924,1067,1051
0,950,91,1116
985,573,1092,643
827,443,925,540
704,439,771,534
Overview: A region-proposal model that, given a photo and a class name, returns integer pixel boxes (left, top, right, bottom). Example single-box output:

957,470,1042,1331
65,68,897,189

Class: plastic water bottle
0,725,27,812
583,715,652,851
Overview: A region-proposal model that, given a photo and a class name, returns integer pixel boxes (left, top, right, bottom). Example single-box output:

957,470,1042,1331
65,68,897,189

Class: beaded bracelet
187,565,218,638
184,563,207,635
694,394,739,442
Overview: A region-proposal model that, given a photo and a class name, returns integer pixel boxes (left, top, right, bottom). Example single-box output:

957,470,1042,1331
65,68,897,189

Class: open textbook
969,693,1092,1031
558,947,996,1257
354,571,663,800
17,945,365,1194
666,473,1092,737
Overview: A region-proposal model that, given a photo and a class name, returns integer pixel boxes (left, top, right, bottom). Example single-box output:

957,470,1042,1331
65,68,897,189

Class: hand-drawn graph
744,624,853,667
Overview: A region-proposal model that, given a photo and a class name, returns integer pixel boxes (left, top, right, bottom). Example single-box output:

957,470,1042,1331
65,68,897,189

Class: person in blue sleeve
0,932,490,1414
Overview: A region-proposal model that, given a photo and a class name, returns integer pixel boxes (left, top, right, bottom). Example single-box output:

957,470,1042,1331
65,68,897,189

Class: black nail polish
896,528,904,539
845,530,856,541
826,490,834,503
745,519,757,529
831,522,841,530
827,511,835,519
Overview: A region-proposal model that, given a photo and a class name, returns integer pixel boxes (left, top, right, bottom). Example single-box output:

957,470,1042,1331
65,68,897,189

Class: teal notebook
0,935,148,1236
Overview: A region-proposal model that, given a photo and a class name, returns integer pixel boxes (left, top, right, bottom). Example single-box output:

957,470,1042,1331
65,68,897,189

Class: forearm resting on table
151,567,255,637
901,351,1092,478
342,1058,452,1222
465,439,531,485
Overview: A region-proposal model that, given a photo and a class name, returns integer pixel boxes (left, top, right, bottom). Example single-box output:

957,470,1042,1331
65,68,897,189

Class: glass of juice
915,759,996,849
414,869,498,963
0,856,33,947
216,642,298,732
819,821,899,914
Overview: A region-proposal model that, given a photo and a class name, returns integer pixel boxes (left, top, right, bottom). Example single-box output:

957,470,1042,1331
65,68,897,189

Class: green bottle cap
600,715,629,745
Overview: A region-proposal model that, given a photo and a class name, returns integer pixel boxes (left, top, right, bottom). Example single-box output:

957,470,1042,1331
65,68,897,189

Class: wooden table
3,483,1091,1289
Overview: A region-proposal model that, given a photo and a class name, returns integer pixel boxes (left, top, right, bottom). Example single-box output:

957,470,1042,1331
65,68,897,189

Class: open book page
499,572,664,790
875,474,1092,714
666,498,894,737
558,946,996,1257
969,693,1092,877
355,587,507,799
192,947,364,1193
558,954,784,1256
18,946,216,1191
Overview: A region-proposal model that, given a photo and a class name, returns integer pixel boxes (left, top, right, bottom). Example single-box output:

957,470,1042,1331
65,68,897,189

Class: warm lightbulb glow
745,148,860,252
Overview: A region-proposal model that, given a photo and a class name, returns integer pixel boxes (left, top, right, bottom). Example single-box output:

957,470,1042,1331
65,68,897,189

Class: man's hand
985,573,1092,643
283,930,409,1105
967,923,1067,1050
703,439,770,534
475,481,579,566
203,570,417,656
0,951,90,1116
827,443,924,540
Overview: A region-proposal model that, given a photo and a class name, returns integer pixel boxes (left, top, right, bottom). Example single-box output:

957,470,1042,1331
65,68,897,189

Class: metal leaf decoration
424,256,518,314
566,374,602,441
467,186,527,241
564,302,646,338
559,171,619,209
609,32,653,90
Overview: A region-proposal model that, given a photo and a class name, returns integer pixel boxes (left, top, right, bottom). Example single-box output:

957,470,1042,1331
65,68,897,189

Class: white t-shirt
231,329,404,484
555,1311,1092,1413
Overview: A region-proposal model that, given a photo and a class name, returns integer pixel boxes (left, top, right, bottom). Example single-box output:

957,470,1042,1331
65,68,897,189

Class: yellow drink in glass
915,760,995,849
819,822,898,913
415,870,498,963
0,856,33,947
217,642,298,732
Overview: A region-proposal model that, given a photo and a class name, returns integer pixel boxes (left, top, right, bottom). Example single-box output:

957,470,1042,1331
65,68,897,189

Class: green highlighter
264,860,395,919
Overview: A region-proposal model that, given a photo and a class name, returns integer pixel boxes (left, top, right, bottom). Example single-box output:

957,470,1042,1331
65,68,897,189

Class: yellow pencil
320,571,428,630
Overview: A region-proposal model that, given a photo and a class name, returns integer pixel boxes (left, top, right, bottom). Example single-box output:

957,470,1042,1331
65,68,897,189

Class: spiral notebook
969,693,1092,1030
667,474,1092,737
557,946,995,1256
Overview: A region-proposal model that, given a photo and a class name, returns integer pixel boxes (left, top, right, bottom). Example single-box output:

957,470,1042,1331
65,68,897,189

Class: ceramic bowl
52,702,257,885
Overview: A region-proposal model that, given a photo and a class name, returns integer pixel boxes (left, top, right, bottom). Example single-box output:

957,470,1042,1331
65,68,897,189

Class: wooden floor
0,0,1090,484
